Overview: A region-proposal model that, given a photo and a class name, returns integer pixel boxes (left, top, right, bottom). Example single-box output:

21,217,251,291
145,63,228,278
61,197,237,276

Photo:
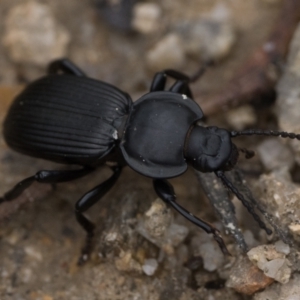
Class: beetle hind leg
48,58,86,76
75,166,122,265
0,167,94,203
153,179,230,255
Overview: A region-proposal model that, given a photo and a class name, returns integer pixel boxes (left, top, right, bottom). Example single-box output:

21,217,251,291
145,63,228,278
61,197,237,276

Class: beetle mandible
1,59,298,263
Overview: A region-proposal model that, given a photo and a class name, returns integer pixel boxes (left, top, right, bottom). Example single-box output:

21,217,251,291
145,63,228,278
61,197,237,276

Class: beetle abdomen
4,75,132,165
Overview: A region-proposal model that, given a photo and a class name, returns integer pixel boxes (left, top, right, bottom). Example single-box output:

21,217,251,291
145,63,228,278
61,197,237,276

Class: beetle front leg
48,58,86,76
150,70,190,92
150,70,193,97
151,61,212,93
153,179,230,255
169,80,193,99
150,72,167,91
75,166,122,265
0,167,94,203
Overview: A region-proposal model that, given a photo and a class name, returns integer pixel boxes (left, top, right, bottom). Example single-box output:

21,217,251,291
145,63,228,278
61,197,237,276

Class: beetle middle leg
153,178,230,255
48,58,86,76
75,166,122,265
0,167,94,203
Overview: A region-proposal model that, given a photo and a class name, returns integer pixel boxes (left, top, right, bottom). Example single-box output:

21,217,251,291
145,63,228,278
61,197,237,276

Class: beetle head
185,125,238,173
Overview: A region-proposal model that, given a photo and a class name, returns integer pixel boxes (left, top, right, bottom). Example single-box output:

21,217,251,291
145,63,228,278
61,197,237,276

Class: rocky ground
1,0,300,299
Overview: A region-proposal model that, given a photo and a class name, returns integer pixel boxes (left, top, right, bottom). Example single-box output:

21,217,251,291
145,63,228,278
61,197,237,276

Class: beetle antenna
189,60,214,83
215,170,272,235
239,148,255,159
231,129,300,140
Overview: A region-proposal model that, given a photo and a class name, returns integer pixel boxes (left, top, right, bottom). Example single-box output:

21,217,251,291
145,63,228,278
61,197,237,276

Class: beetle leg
169,80,193,99
153,178,230,255
150,71,193,98
48,58,86,76
151,61,212,92
150,70,190,92
75,166,122,265
0,167,94,203
150,72,167,91
215,170,272,235
163,69,191,81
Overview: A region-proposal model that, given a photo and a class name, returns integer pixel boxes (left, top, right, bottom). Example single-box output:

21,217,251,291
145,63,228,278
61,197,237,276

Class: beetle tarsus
75,215,95,265
215,170,272,235
213,230,231,256
153,178,230,255
48,58,86,76
74,167,122,263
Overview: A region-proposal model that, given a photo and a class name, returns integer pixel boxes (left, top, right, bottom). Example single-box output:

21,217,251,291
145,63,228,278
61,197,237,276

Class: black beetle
1,59,298,263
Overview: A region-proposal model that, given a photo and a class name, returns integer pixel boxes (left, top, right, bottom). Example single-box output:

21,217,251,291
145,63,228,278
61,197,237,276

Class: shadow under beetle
1,59,298,263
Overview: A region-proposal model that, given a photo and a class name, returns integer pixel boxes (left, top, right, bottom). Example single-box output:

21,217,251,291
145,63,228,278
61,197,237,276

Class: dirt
0,1,295,300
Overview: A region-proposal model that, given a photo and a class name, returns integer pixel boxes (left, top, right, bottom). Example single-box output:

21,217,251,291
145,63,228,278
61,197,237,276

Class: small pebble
132,3,162,34
254,288,280,300
288,223,300,235
274,240,290,255
144,198,172,238
191,233,224,272
256,170,300,243
176,4,235,61
247,245,291,284
24,246,43,261
243,230,259,248
136,199,189,255
257,139,294,171
254,274,300,300
142,258,158,276
146,33,185,71
20,268,33,283
2,1,70,66
226,255,274,295
136,199,189,253
115,251,142,274
225,105,257,130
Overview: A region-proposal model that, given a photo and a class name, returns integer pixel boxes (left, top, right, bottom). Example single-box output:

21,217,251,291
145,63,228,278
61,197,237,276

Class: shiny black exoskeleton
1,59,299,262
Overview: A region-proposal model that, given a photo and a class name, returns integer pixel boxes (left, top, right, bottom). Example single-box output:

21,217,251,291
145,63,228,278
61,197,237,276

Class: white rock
274,240,290,255
247,245,291,284
142,258,158,276
255,274,300,300
191,233,224,272
243,230,259,248
24,246,43,261
132,3,162,34
257,139,294,171
225,105,257,130
254,289,280,300
2,1,70,66
146,34,185,71
256,171,300,243
176,4,235,62
136,198,189,253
